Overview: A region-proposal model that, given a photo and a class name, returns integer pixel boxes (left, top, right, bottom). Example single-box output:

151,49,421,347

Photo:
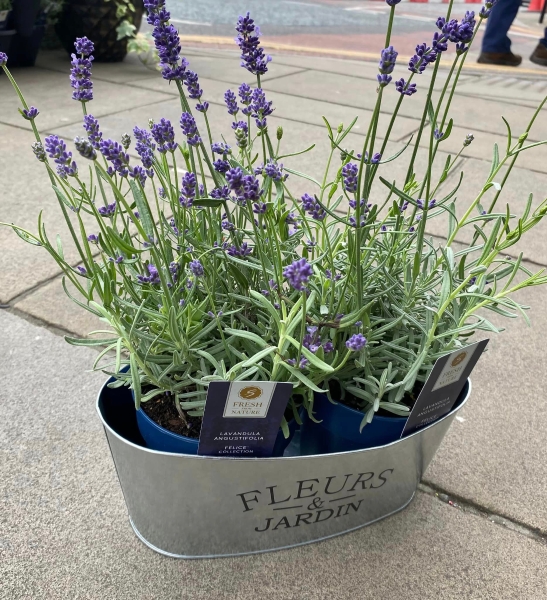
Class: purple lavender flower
44,135,78,178
138,263,161,285
283,258,313,292
227,242,252,257
235,13,272,75
100,139,130,177
238,82,253,114
189,259,204,277
408,42,437,74
21,106,39,121
98,202,116,217
385,0,401,4
179,172,196,207
212,142,231,155
0,52,7,66
342,162,358,194
226,166,245,191
242,174,263,202
74,37,94,56
301,193,326,221
263,160,287,182
377,45,398,87
346,333,367,351
434,129,444,141
87,234,98,243
323,340,334,354
76,266,87,276
480,0,498,18
133,126,155,176
222,217,235,231
130,165,147,187
224,89,239,116
83,114,102,149
395,78,417,96
70,38,94,103
145,0,188,80
32,142,47,162
211,185,231,199
151,118,178,153
180,112,201,147
74,136,97,160
213,160,230,174
251,88,273,130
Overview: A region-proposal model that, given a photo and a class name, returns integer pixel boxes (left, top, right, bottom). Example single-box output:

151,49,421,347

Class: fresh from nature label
198,381,293,457
401,339,489,437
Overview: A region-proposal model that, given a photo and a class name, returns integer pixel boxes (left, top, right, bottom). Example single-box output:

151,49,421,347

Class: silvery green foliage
2,0,547,433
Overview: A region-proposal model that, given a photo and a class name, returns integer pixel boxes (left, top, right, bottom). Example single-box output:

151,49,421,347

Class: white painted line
171,19,212,27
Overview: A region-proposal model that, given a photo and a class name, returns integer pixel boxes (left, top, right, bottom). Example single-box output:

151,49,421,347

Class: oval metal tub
97,375,471,559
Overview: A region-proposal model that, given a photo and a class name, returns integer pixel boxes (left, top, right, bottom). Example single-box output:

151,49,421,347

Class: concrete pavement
1,37,547,599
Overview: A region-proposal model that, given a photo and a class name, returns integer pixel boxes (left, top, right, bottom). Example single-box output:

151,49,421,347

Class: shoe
530,43,547,67
477,52,522,67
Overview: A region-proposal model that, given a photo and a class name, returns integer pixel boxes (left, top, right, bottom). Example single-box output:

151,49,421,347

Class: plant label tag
198,381,293,457
401,339,489,438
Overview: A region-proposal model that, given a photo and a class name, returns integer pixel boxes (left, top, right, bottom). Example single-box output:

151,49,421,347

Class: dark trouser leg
481,0,521,54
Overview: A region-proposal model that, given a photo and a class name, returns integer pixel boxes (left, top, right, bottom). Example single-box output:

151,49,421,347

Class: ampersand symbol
307,497,324,510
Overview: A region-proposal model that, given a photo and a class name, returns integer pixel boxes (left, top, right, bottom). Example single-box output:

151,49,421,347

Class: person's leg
481,0,521,54
530,27,547,65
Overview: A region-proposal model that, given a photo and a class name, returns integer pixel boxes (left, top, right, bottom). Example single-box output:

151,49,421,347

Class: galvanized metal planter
97,374,471,559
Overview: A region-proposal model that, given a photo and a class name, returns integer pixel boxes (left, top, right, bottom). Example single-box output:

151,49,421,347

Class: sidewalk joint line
419,482,547,545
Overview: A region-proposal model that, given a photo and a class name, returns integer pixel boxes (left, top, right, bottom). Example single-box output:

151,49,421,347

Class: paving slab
425,273,547,532
12,273,104,337
0,66,171,132
127,74,420,141
0,124,92,303
2,311,547,600
261,69,547,140
35,49,161,84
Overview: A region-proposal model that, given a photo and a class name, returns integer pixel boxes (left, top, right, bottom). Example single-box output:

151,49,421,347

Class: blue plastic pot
300,392,409,455
136,405,299,457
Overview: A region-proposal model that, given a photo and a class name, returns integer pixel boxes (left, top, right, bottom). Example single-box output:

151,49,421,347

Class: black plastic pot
0,29,15,56
1,0,43,68
55,0,144,63
0,8,12,32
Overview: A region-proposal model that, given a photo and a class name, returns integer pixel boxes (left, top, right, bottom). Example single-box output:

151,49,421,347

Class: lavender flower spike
144,0,189,81
180,113,202,147
189,259,205,277
151,118,178,153
70,37,94,103
283,258,313,292
21,106,39,121
346,333,367,351
0,52,7,66
235,13,272,75
224,89,239,116
83,114,103,149
480,0,498,19
377,45,398,87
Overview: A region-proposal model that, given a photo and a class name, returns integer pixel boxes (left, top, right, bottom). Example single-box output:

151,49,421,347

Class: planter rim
96,377,472,460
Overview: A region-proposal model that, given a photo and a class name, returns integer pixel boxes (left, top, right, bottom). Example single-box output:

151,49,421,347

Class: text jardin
236,470,394,532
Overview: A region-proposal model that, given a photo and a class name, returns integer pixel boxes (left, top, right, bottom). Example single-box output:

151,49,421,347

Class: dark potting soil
328,379,424,418
141,391,299,439
141,393,203,439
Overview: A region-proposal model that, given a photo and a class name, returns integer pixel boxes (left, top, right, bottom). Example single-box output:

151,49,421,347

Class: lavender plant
2,0,547,434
